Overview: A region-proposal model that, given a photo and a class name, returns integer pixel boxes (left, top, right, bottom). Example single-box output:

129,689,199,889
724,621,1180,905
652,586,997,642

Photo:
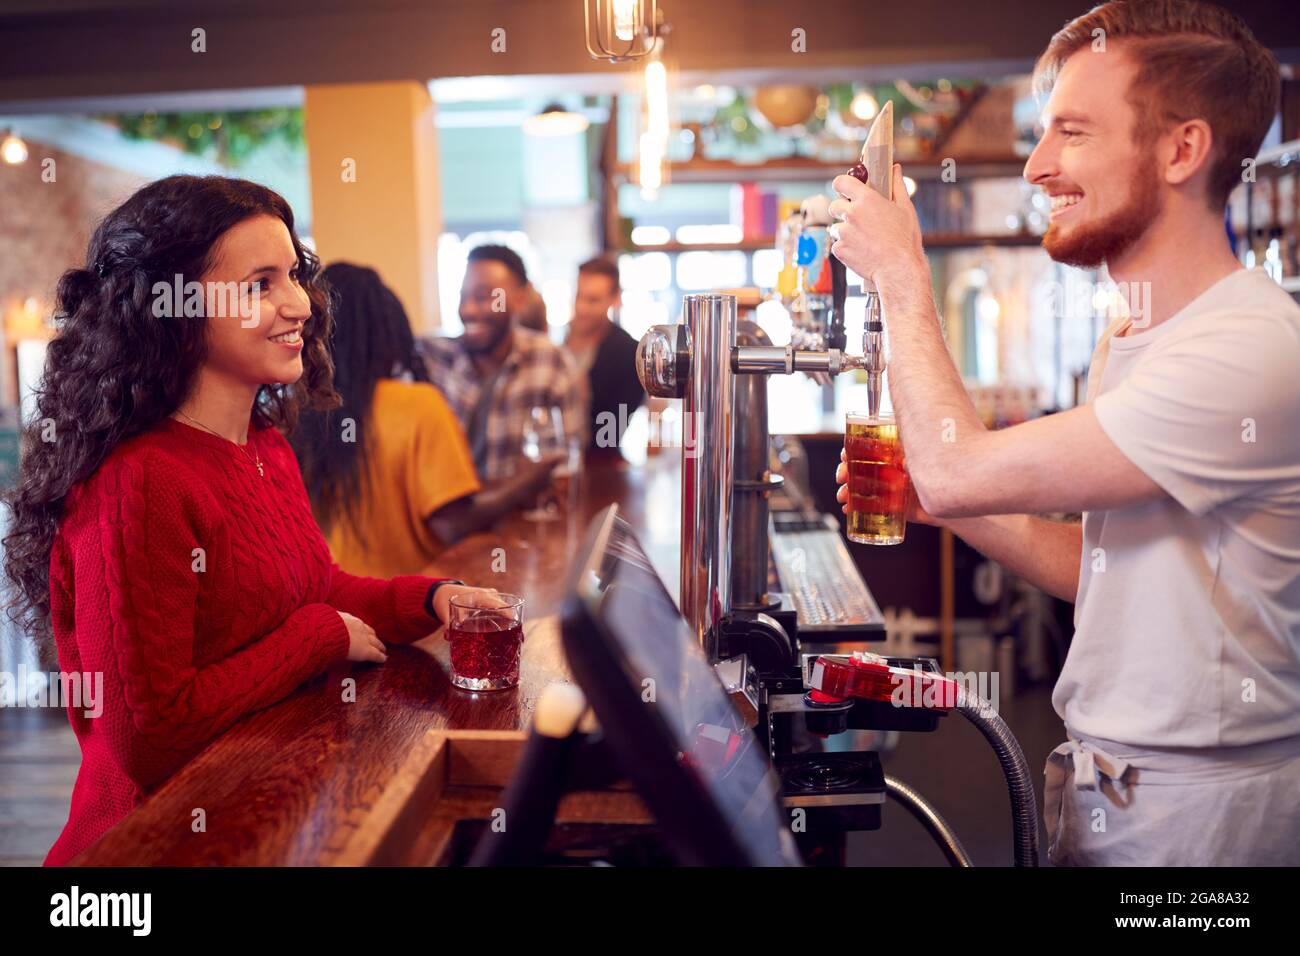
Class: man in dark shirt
563,256,645,461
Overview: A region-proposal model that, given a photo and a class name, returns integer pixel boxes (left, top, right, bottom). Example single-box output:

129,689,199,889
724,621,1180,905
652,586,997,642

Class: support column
304,81,443,332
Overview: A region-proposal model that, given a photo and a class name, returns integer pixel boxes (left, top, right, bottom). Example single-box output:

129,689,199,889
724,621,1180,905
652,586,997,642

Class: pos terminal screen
564,507,800,866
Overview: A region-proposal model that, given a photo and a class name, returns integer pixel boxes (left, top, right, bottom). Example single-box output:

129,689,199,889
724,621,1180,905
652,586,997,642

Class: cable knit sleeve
326,565,448,645
258,425,447,645
75,453,351,790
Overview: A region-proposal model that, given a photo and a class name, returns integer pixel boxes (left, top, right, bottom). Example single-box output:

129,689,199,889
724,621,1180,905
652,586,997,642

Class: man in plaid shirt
420,244,587,483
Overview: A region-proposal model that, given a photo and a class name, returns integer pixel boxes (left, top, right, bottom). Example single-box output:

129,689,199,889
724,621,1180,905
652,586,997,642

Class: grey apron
1044,729,1300,866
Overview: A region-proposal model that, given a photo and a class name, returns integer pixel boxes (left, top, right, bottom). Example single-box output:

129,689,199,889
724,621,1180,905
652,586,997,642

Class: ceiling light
585,0,658,62
1,129,28,165
850,90,879,123
523,103,590,137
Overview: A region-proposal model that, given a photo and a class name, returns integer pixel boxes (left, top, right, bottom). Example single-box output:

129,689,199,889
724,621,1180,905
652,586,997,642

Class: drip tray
776,751,886,832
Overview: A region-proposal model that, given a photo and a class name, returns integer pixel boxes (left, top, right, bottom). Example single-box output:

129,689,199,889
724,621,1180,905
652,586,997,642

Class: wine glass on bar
520,404,565,521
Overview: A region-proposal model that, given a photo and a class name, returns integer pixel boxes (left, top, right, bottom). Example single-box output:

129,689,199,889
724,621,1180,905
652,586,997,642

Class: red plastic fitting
809,654,958,711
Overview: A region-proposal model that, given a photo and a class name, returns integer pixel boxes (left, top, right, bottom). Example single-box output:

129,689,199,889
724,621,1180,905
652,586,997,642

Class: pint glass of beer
844,412,911,546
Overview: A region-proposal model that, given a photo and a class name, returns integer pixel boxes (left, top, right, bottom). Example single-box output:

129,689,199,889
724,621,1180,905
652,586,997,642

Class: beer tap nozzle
863,298,885,418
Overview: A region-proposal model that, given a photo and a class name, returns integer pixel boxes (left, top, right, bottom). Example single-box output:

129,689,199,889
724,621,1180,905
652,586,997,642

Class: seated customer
563,256,645,461
292,263,560,577
421,244,586,481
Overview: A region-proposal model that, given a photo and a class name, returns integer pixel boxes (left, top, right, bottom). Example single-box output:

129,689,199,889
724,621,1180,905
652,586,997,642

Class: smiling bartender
830,0,1300,865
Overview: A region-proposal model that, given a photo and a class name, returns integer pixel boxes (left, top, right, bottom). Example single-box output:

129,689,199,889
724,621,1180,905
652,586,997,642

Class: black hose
955,685,1040,867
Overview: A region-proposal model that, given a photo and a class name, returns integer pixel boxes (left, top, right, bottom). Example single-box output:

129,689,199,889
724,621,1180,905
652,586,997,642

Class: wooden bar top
72,454,681,866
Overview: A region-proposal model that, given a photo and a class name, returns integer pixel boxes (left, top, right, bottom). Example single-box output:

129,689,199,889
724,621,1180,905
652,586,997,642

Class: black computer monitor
559,505,801,867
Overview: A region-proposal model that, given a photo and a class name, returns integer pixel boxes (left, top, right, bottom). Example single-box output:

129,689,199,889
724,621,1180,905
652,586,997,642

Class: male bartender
830,0,1300,865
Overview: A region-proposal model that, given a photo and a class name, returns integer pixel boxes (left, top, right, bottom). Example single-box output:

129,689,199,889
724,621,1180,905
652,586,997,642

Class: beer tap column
636,294,735,661
637,296,863,660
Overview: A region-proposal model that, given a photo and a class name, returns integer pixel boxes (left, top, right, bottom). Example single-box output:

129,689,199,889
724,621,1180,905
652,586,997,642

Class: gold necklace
174,409,265,477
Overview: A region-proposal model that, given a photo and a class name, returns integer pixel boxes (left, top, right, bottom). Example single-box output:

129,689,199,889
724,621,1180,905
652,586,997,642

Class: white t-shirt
1055,268,1300,748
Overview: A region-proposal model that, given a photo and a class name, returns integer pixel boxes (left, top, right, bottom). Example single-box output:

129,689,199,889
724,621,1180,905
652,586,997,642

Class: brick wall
0,144,149,665
0,140,149,404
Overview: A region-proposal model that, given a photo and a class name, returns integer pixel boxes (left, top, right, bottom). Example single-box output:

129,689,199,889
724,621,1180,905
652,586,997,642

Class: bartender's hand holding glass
835,446,935,527
827,163,927,290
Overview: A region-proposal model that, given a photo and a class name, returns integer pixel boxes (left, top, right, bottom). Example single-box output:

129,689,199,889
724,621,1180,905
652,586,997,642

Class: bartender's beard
1043,154,1163,269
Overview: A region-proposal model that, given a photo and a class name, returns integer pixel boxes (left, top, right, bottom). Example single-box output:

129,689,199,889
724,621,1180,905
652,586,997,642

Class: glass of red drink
446,592,525,691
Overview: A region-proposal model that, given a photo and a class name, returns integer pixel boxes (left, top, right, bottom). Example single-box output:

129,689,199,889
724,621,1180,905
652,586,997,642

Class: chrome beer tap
637,295,864,658
634,111,898,657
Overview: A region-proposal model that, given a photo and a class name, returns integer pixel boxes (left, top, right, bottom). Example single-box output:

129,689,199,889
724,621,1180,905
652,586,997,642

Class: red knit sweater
43,416,449,866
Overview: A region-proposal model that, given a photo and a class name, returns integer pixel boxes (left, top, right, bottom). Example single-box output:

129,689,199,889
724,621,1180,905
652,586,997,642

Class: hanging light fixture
585,0,658,62
1,129,28,165
524,102,590,137
850,90,880,123
636,39,670,199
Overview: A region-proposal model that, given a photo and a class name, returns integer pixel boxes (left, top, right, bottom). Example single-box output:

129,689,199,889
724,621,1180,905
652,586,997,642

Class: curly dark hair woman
291,262,560,578
4,176,337,659
3,176,493,865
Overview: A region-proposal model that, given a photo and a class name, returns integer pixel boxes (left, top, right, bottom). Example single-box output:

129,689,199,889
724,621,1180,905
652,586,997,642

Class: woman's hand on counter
431,583,507,627
835,447,938,527
340,611,388,663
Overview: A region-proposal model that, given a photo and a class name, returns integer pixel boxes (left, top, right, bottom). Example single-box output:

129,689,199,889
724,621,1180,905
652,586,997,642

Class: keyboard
770,512,886,639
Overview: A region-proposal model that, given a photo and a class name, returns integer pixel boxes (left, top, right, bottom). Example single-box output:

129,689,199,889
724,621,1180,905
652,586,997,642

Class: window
676,251,747,290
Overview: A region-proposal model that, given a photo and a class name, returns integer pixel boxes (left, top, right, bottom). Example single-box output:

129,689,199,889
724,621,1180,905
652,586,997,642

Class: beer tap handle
854,101,893,417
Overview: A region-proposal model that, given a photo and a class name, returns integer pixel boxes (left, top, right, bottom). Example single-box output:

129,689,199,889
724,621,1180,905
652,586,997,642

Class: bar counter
72,454,681,866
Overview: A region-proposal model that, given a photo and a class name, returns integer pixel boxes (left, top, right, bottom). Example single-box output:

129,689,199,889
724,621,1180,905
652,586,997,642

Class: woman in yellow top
292,263,559,577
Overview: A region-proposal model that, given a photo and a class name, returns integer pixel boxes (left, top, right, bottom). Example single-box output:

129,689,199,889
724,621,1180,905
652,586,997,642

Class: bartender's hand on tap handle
835,447,938,527
828,164,926,290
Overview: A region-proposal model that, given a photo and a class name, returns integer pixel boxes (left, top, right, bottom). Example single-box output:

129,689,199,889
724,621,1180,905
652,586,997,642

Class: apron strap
1043,738,1133,857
